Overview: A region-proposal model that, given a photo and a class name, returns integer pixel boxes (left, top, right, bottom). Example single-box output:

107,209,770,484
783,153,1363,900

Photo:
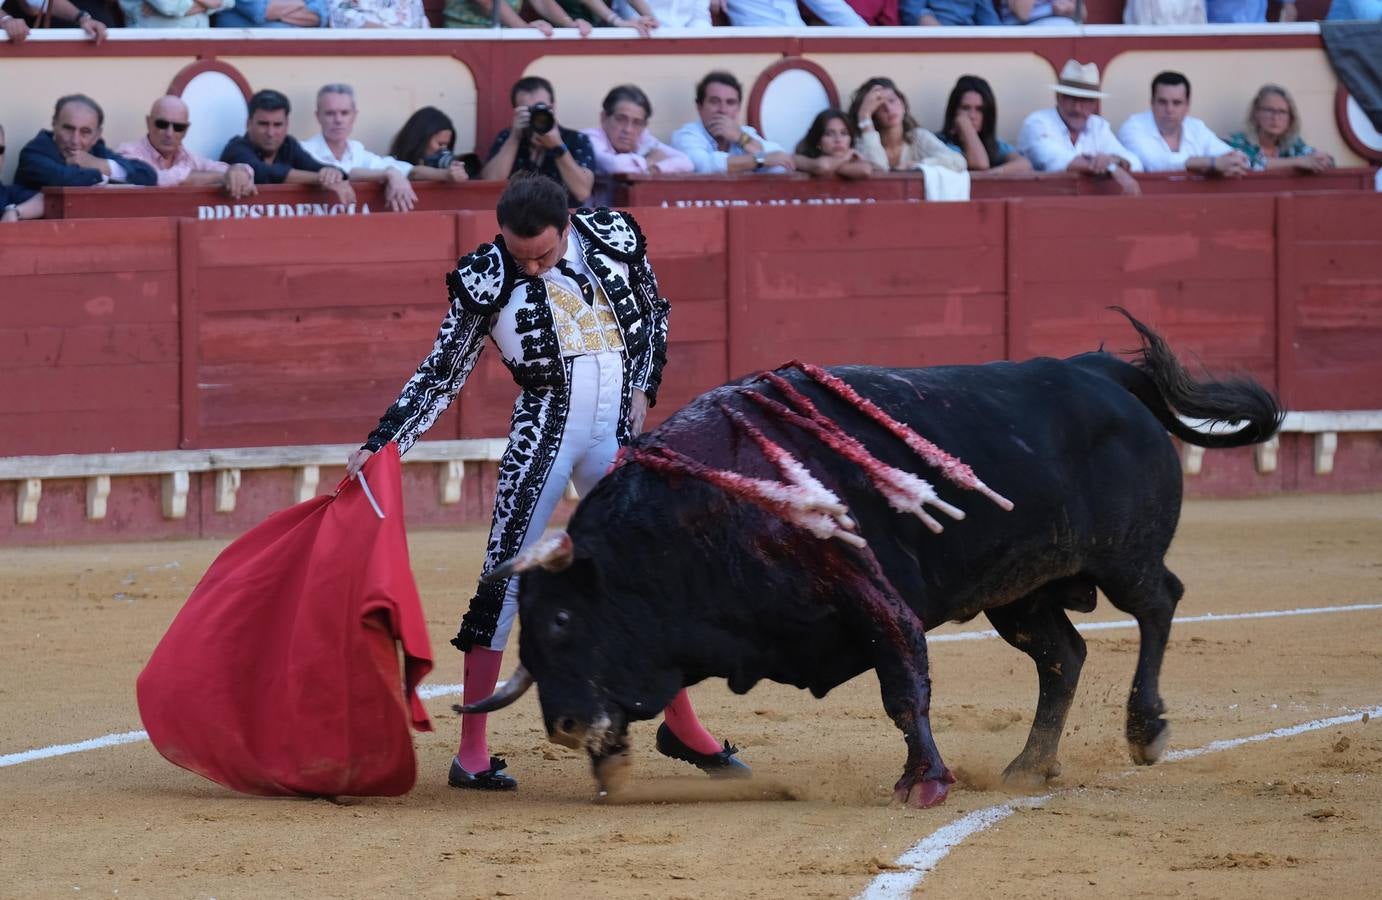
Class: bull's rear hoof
1128,721,1170,766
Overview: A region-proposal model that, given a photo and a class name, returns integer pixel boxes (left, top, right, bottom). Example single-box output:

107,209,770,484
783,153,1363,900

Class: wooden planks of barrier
0,218,181,456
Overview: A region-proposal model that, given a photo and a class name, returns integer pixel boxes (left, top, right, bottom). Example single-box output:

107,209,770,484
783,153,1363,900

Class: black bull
464,312,1283,807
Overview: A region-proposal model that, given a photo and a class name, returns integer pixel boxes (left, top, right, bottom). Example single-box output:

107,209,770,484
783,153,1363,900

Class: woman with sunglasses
115,95,257,199
1226,84,1333,173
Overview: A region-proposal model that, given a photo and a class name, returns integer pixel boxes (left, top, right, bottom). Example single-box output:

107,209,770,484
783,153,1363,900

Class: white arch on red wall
168,60,254,163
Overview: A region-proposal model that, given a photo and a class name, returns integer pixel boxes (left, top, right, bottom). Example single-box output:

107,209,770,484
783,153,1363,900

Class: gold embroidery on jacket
548,278,625,356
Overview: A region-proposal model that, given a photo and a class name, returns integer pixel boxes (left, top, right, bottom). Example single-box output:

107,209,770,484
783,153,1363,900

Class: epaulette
445,238,515,315
570,208,647,263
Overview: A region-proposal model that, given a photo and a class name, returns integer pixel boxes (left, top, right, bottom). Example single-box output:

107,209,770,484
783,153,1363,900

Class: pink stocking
456,647,504,774
660,688,723,755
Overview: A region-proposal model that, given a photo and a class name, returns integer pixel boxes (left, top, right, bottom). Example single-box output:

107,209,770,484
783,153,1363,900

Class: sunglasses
0,145,6,154
153,119,190,133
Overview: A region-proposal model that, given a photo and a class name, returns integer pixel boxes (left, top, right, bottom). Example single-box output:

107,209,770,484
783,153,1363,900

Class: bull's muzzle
456,664,534,714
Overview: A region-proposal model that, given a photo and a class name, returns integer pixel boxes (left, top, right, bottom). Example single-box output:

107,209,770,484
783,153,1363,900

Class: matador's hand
629,390,649,435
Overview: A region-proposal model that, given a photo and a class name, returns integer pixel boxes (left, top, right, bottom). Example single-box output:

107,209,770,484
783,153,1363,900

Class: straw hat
1052,60,1109,99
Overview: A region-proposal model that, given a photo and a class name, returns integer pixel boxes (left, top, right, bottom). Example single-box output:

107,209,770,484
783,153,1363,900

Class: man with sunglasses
116,96,257,200
1,124,45,222
16,94,157,191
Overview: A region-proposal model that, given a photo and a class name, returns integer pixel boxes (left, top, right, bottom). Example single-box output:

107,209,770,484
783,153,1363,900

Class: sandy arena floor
1,493,1380,899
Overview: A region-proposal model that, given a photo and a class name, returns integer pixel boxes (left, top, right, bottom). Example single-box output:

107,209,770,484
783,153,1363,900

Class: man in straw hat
1018,59,1143,196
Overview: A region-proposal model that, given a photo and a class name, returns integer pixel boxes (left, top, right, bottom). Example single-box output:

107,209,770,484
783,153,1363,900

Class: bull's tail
1078,307,1284,449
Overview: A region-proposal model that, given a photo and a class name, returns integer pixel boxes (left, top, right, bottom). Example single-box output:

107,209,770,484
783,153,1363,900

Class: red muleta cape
136,444,434,797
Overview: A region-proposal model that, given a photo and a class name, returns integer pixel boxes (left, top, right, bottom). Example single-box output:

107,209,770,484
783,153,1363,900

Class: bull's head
459,529,685,795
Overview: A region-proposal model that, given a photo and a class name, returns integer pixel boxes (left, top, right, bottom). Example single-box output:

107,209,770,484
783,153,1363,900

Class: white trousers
487,351,626,650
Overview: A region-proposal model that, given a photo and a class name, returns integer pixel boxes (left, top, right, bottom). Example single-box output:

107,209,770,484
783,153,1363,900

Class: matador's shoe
448,755,517,791
655,723,752,778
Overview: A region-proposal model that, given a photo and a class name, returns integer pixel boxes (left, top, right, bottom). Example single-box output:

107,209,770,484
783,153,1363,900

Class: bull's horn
480,531,575,584
455,665,534,714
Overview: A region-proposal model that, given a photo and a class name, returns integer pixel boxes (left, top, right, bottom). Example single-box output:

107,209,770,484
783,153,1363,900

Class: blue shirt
1205,0,1267,22
1,182,37,209
901,0,998,24
213,0,329,26
1326,0,1382,18
941,136,1017,166
485,127,596,209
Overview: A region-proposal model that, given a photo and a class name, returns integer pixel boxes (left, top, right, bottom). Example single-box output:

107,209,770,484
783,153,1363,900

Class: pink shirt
581,127,693,176
115,136,231,187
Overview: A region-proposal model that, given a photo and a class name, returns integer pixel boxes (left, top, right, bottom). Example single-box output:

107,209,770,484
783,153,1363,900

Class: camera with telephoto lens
423,148,456,169
527,103,556,136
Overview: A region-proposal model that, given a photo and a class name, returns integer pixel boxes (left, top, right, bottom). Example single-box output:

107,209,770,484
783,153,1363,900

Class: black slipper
448,755,517,791
655,723,752,778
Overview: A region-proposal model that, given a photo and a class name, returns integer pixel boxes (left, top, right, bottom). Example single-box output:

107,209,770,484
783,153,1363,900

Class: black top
220,134,334,185
485,126,595,208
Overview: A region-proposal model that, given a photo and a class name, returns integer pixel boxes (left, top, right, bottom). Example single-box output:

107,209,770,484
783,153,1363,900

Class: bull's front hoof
892,768,956,809
592,749,632,799
1128,721,1170,766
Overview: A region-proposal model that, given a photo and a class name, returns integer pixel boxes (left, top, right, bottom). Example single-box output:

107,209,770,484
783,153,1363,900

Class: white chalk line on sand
3,600,1379,770
858,710,1382,900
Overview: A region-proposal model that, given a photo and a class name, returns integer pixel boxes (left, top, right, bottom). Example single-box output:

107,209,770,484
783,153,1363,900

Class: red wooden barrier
1278,192,1382,411
725,201,1007,377
181,212,462,448
1006,195,1278,388
0,218,181,455
43,181,507,221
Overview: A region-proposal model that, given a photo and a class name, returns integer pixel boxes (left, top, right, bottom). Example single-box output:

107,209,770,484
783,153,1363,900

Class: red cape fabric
136,444,434,797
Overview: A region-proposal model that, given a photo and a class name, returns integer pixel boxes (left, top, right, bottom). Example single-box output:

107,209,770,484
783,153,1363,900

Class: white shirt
1117,110,1233,172
613,0,711,27
726,0,865,25
301,134,412,176
1018,106,1144,173
670,121,785,174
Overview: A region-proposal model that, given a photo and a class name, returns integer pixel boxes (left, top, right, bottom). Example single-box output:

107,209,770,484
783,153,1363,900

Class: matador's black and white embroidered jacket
363,208,671,456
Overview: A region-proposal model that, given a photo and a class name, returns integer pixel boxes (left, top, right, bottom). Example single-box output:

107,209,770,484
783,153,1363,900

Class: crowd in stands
2,0,1377,33
0,62,1342,221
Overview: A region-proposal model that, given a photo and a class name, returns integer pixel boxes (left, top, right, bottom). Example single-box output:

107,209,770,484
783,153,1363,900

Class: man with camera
480,77,595,208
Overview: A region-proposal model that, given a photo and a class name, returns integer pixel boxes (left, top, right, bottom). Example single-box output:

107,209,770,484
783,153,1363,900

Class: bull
463,311,1283,808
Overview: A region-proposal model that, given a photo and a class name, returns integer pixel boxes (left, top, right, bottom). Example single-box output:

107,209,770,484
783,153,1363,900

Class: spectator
213,0,327,26
835,0,897,23
480,76,595,207
550,0,660,33
725,0,867,26
2,0,108,41
793,108,873,179
1,124,44,222
671,71,794,174
1206,0,1295,21
1017,60,1142,196
1326,0,1382,19
1123,0,1204,23
388,107,476,183
329,0,427,25
611,0,708,27
939,75,1032,173
17,94,158,191
220,89,355,206
1227,84,1335,172
115,95,257,199
850,77,966,173
582,84,692,208
996,0,1076,25
119,0,234,27
444,0,583,32
1117,72,1249,177
903,0,996,25
302,84,418,213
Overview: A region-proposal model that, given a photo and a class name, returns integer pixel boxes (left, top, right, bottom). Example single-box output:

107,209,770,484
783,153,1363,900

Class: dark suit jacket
220,134,330,185
16,130,158,190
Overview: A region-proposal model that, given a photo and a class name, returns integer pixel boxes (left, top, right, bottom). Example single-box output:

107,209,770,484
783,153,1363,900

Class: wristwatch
753,153,766,169
737,132,753,149
550,143,569,158
1105,160,1120,175
857,120,874,132
76,9,93,21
